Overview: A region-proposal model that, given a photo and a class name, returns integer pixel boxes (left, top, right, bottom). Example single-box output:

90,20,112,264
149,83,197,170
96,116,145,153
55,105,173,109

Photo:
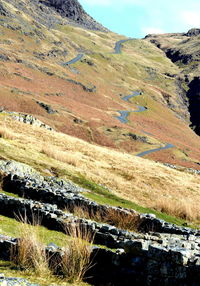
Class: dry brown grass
1,118,200,222
0,126,16,140
61,223,94,283
10,215,94,284
0,171,6,188
73,205,140,231
11,217,52,279
105,208,140,231
41,146,79,167
73,205,103,222
153,198,200,222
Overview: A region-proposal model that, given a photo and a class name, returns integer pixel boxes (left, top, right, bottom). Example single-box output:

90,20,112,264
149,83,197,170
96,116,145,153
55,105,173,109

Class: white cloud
141,27,164,35
181,11,200,27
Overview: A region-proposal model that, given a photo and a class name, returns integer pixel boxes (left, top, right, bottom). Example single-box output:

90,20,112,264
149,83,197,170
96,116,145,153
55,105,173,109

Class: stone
124,240,143,255
148,245,169,261
170,248,190,265
36,101,57,114
41,0,107,31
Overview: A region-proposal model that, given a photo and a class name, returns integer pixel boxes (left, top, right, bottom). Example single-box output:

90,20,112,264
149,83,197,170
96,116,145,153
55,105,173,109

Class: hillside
0,0,200,170
0,0,200,285
145,29,200,135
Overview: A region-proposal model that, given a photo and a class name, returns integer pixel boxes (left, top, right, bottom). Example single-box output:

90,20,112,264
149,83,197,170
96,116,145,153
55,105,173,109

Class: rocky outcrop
185,28,200,37
66,78,97,92
1,0,107,31
124,132,150,144
39,0,107,31
0,111,53,130
36,101,58,114
145,29,200,136
0,2,12,17
187,77,200,135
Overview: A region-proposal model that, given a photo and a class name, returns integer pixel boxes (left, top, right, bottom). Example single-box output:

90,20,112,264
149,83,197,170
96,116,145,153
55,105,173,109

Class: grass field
0,117,200,225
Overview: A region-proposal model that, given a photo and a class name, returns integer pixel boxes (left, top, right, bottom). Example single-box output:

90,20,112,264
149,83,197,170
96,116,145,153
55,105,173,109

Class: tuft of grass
11,216,52,279
73,205,140,232
41,146,79,167
61,223,94,283
0,126,16,140
153,198,200,222
105,208,140,231
73,205,103,223
0,214,67,248
0,260,90,286
83,191,189,227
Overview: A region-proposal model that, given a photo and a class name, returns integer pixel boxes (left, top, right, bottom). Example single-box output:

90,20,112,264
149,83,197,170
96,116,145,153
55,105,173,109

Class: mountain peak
39,0,107,31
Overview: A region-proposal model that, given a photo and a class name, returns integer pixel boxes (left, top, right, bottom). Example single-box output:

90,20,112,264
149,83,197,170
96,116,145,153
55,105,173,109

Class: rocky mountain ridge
40,0,107,30
145,29,200,135
0,0,107,31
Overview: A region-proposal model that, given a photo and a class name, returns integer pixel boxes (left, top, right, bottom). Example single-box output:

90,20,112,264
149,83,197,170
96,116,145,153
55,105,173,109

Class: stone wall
1,162,200,237
0,233,200,286
0,160,200,285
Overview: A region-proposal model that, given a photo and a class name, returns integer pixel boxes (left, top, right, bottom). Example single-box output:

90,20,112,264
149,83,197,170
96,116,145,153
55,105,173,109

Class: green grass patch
53,169,190,227
0,261,89,286
0,188,20,199
84,191,188,227
0,215,67,247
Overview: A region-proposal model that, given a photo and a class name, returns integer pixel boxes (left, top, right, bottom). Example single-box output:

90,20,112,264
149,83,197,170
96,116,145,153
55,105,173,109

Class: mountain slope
0,2,200,284
0,0,200,172
145,29,200,135
40,0,107,30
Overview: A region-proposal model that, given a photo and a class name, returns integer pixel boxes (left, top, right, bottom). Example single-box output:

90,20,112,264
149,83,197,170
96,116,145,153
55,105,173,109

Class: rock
0,111,53,131
0,277,38,285
116,248,125,255
170,248,190,265
73,117,84,124
124,133,150,144
148,245,169,261
40,0,107,31
0,3,12,17
66,78,96,93
0,54,10,61
187,77,200,136
185,28,200,37
0,160,42,180
36,101,58,114
124,240,144,255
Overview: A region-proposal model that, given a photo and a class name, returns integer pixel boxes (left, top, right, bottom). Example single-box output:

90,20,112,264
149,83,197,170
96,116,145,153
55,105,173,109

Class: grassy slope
145,33,200,77
0,0,199,169
0,117,200,225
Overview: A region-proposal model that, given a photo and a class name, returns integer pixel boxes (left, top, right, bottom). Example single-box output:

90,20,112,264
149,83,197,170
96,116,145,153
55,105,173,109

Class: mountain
1,0,200,170
145,29,200,135
0,1,200,284
39,0,107,30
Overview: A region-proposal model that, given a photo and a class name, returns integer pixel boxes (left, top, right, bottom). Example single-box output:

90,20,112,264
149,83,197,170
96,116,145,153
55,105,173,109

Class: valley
0,0,199,285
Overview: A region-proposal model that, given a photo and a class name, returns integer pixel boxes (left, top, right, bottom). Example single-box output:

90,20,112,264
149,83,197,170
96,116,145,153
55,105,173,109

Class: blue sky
79,0,200,38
